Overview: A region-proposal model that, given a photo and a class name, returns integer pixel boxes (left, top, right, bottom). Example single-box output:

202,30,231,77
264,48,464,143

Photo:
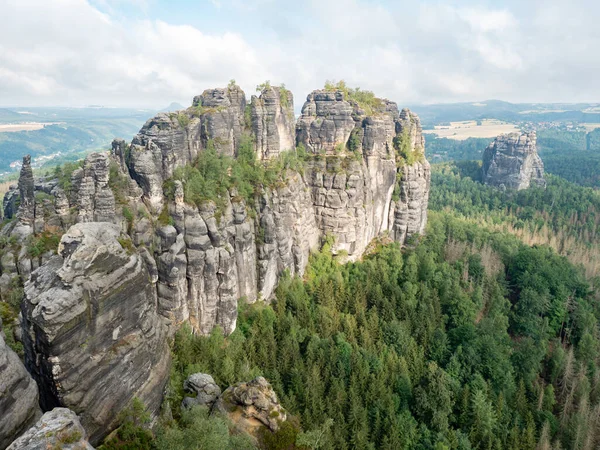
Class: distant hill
409,100,600,126
159,102,185,112
0,106,157,176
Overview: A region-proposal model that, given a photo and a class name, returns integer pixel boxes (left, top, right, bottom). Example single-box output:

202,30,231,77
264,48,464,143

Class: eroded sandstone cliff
21,223,170,444
482,132,546,190
0,83,430,445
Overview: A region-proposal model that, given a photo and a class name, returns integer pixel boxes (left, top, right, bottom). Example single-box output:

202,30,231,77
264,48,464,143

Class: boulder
214,377,287,435
181,373,221,409
6,408,94,450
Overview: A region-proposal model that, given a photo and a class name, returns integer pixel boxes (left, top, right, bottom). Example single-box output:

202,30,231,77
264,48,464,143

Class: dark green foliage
168,199,600,449
109,160,131,205
167,138,307,213
26,228,62,258
97,398,153,450
55,160,84,194
154,406,258,450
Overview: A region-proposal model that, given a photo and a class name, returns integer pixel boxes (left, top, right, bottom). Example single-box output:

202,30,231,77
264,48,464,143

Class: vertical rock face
194,86,247,157
128,85,247,212
296,90,430,259
6,408,94,450
72,153,116,223
0,327,41,450
215,376,287,435
482,132,546,190
251,86,296,160
17,155,35,228
21,223,170,445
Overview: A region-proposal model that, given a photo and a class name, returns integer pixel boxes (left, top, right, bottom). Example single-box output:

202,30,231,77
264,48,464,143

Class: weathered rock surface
17,155,35,228
181,373,221,409
21,223,170,444
482,132,546,190
72,153,116,223
0,326,41,450
6,408,94,450
251,86,295,160
297,91,430,259
214,376,287,435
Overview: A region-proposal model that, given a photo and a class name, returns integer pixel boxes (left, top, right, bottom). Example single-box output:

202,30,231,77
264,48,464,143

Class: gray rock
482,132,546,190
214,376,287,435
6,408,93,450
17,155,35,228
182,373,221,408
251,86,295,160
76,153,116,223
2,186,19,221
21,223,170,445
0,329,41,450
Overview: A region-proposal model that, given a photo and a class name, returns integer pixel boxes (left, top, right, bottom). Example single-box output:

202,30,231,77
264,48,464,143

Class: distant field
581,123,600,132
423,119,520,140
0,122,63,132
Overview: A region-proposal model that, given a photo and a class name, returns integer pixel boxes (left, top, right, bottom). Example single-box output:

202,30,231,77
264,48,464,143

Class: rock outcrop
251,86,296,160
6,408,94,450
181,372,221,409
482,132,546,190
214,376,287,435
71,153,116,223
297,90,430,259
21,223,170,444
0,325,41,450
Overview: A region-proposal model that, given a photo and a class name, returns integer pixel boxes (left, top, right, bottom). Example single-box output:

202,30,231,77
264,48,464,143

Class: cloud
1,0,600,107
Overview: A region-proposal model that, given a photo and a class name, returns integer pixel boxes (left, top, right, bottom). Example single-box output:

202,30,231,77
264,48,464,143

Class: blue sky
2,0,600,108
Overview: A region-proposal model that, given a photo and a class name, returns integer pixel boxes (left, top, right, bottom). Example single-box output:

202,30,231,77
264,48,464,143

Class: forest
99,161,600,450
425,130,600,189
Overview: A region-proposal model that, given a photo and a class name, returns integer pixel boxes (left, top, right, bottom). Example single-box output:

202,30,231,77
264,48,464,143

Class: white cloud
1,0,600,107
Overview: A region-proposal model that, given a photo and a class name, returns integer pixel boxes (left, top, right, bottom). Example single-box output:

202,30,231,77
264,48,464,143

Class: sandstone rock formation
482,132,546,190
0,326,41,450
71,153,116,223
181,372,221,409
297,90,430,259
214,376,287,435
0,84,431,447
21,223,170,444
6,408,94,450
251,86,296,160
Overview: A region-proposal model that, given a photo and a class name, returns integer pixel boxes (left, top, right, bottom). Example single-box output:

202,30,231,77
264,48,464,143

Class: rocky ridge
482,132,546,190
0,83,430,446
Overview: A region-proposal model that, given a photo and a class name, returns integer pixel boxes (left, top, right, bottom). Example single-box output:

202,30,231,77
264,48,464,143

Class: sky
1,0,599,108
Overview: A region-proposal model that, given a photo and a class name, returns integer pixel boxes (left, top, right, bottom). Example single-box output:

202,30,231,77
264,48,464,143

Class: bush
97,398,153,450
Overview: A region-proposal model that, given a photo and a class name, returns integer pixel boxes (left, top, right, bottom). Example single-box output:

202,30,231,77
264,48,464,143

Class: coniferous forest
97,162,600,450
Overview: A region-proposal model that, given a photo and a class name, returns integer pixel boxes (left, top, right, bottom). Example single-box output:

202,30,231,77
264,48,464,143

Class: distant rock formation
482,132,546,190
0,325,41,450
21,223,170,445
6,408,94,450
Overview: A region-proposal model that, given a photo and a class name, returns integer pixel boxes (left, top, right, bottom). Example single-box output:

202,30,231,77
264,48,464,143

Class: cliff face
0,326,41,450
21,223,170,445
0,84,430,445
482,132,546,190
297,90,430,259
251,86,296,160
